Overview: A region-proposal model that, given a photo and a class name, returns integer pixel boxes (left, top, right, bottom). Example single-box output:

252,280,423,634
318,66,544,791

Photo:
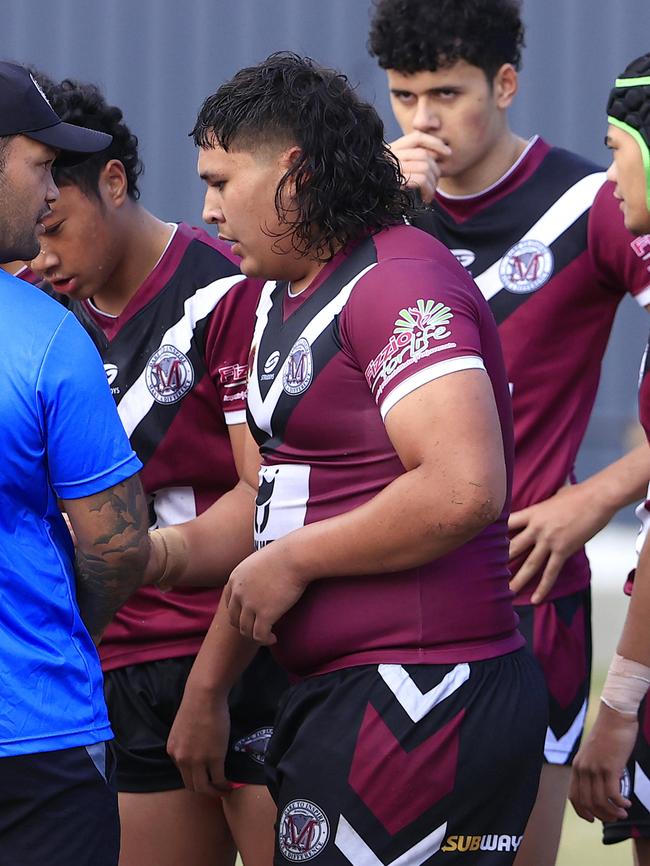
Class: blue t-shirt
0,271,142,757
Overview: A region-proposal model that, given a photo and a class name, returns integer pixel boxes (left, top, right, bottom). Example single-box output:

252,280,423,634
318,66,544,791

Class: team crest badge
233,727,273,765
499,239,554,294
145,344,194,404
282,338,313,396
278,800,330,861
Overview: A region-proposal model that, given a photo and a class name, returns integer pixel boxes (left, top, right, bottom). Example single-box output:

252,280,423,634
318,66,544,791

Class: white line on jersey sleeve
474,171,607,301
634,283,650,308
379,355,486,420
224,409,247,426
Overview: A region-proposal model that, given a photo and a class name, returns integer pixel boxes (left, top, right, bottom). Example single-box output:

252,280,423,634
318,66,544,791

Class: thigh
266,651,546,865
118,789,236,866
603,693,650,844
0,743,119,866
222,784,277,866
516,587,592,765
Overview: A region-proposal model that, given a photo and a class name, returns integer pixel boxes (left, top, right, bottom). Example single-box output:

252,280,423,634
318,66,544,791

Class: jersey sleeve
203,276,261,425
588,181,650,307
340,256,486,420
37,312,142,499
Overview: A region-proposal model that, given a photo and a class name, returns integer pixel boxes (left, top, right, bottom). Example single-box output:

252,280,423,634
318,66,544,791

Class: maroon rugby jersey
247,224,522,678
412,137,650,603
633,320,650,567
69,223,261,670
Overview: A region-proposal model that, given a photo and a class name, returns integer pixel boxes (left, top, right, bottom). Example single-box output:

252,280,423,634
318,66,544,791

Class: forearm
76,533,151,642
150,479,256,588
186,596,259,696
276,463,502,584
581,442,650,516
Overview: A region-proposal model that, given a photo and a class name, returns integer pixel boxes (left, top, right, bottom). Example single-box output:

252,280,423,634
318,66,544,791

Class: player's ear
99,159,129,207
492,63,518,109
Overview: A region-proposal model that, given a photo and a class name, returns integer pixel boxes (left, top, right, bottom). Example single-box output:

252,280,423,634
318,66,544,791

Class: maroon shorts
265,650,546,865
516,588,592,765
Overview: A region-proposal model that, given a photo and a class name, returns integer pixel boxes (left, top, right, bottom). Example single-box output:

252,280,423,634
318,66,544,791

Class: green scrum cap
607,52,650,210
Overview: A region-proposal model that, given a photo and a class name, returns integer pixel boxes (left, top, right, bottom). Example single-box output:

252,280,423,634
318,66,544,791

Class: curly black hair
43,79,143,200
192,51,410,262
368,0,525,79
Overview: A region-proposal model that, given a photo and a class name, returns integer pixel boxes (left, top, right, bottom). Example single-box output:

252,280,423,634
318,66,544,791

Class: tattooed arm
62,473,151,643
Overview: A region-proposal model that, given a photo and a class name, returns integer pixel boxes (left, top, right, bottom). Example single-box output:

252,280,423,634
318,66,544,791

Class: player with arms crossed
29,79,285,866
144,52,548,865
570,53,650,866
367,3,650,863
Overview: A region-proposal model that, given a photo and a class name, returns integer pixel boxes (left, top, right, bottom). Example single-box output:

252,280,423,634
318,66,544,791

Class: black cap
0,61,112,160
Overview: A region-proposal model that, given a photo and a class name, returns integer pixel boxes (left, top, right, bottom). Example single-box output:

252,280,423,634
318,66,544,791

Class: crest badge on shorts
278,799,330,861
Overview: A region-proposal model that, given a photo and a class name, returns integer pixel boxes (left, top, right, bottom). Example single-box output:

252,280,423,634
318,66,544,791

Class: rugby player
149,51,547,866
367,3,650,863
29,79,285,866
570,52,650,866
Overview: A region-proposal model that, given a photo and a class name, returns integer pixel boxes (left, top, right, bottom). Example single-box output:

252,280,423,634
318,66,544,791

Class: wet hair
44,79,143,200
368,0,525,79
192,51,410,262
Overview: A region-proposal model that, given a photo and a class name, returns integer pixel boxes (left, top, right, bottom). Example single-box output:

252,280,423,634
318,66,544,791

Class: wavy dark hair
368,0,525,79
192,52,410,262
42,78,143,200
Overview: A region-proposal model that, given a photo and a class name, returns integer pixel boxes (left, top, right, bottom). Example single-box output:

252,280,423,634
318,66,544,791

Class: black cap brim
26,121,112,166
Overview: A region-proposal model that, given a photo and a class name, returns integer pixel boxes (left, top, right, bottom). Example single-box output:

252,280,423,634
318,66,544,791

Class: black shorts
516,587,592,765
104,648,289,792
265,650,546,865
603,693,650,843
0,742,119,866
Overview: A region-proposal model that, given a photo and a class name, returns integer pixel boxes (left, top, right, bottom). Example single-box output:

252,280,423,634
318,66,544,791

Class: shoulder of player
543,143,605,177
179,222,241,266
350,227,478,302
0,269,70,336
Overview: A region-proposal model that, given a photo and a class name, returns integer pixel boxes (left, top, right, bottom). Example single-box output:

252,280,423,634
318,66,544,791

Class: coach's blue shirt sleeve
36,311,142,499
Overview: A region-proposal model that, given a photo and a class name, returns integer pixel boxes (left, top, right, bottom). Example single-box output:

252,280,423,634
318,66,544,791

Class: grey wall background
4,0,650,518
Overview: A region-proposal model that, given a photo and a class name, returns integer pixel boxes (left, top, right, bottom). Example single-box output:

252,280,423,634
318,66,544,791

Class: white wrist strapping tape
149,527,187,593
601,652,650,717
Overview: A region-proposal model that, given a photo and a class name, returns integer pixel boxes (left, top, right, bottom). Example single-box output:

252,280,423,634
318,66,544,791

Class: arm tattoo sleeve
74,474,151,642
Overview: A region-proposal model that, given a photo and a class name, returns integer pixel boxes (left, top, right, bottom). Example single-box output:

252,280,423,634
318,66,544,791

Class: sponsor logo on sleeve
279,800,330,861
365,299,456,399
218,362,248,386
631,235,650,273
499,239,554,294
282,338,313,395
441,834,523,853
145,344,194,404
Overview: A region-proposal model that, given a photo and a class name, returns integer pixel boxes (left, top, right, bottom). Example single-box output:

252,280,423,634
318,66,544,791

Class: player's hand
508,483,614,603
167,683,232,798
569,703,636,823
388,131,451,204
224,543,307,645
